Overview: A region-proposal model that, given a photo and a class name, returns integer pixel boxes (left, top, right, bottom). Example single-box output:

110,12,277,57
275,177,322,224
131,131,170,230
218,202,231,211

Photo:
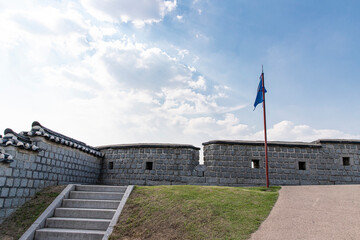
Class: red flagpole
261,66,269,188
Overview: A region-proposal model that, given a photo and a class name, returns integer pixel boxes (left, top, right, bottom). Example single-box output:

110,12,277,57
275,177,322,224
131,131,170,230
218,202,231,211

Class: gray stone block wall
99,144,200,186
2,123,360,224
98,140,360,187
0,138,102,223
203,140,360,186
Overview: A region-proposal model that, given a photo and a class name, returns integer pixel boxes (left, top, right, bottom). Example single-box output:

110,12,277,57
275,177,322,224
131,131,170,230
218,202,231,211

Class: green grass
0,185,66,240
110,185,280,240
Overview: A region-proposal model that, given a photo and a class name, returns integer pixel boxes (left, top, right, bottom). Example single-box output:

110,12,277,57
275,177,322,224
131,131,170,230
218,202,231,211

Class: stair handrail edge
102,185,134,240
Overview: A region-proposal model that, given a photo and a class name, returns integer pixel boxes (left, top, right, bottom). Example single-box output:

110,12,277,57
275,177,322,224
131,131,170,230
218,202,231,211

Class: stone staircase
34,185,127,240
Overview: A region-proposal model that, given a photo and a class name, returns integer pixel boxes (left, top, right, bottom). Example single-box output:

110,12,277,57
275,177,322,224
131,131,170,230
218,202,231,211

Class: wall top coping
202,140,322,148
22,121,104,157
314,139,360,144
97,143,200,150
0,147,14,163
0,128,41,152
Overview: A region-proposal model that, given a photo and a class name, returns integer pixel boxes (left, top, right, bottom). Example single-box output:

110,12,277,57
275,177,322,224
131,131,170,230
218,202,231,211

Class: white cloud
178,49,189,59
250,121,360,142
81,0,177,27
189,76,206,90
0,0,357,153
183,113,250,139
0,0,244,148
188,66,196,72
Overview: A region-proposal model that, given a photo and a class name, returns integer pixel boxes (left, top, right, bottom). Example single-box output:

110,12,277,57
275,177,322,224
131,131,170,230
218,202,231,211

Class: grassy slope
0,185,66,240
111,185,280,240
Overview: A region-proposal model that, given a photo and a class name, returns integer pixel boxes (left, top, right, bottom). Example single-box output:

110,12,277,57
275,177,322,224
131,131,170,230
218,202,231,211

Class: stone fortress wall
203,140,360,186
0,122,103,223
99,144,200,186
1,121,360,223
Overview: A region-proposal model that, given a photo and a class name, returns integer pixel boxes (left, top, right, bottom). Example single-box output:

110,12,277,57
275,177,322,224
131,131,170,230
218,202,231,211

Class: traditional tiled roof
0,147,13,163
0,128,40,151
23,121,104,157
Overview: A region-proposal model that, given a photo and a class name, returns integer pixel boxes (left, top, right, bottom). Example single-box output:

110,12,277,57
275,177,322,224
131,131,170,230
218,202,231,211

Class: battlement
1,121,360,223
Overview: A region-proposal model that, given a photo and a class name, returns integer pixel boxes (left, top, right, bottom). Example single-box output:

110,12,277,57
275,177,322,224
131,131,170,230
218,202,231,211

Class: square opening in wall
251,159,260,169
108,161,114,169
298,161,306,170
343,157,350,166
146,161,153,170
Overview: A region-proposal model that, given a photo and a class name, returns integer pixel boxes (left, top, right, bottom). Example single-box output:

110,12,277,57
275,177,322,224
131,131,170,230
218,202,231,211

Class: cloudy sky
1,0,359,149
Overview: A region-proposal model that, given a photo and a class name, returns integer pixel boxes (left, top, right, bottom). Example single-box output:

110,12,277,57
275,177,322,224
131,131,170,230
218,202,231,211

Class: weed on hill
110,185,280,240
0,185,66,240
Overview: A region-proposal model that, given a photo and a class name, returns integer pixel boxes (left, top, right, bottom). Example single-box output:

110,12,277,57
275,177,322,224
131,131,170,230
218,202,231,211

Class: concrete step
35,228,105,240
54,208,116,219
76,185,127,193
45,217,111,231
28,185,131,240
62,199,120,209
69,191,124,200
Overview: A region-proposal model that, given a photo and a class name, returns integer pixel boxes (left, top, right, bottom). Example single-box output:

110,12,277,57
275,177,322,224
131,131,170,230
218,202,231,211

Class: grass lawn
0,185,66,240
110,185,280,240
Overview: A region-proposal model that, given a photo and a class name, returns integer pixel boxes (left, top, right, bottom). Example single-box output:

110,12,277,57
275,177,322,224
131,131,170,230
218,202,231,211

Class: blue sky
0,0,359,148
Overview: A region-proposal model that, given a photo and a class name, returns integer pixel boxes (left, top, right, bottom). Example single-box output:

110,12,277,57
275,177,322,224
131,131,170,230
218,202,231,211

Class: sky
1,0,360,150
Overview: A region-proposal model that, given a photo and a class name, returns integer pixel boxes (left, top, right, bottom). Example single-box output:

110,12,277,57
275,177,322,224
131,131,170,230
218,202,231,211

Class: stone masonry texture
202,140,360,186
99,144,200,186
0,138,102,224
1,121,360,224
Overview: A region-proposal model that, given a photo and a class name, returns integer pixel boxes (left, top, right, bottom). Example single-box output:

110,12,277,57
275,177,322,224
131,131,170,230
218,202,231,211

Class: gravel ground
250,185,360,240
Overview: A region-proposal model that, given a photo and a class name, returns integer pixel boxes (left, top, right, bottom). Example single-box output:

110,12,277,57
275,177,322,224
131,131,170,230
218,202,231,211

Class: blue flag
253,74,267,110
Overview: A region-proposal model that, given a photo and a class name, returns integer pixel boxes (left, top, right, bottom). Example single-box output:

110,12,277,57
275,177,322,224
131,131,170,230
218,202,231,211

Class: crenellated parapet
203,139,360,186
99,143,200,186
2,120,360,224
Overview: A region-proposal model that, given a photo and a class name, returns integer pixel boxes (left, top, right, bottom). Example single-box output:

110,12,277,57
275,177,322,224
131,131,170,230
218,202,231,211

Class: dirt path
250,185,360,240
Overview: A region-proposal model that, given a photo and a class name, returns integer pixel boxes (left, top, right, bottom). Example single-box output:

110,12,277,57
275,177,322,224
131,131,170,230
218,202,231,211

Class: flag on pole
253,74,267,110
253,67,270,188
